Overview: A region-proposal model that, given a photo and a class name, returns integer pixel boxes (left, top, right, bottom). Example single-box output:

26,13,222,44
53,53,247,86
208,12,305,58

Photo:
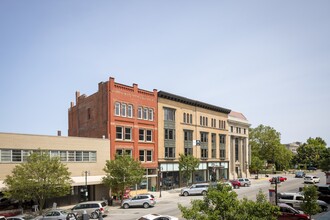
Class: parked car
180,183,209,196
71,201,109,219
229,180,241,189
269,176,287,183
137,214,178,220
304,175,320,184
307,166,317,171
0,216,6,220
295,171,305,178
39,209,75,220
7,214,36,220
237,178,251,187
122,193,156,209
278,192,328,212
278,203,310,220
219,181,233,190
315,184,330,203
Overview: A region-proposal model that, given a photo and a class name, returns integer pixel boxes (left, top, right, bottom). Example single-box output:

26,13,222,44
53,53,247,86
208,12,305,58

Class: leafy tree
296,137,327,168
179,154,200,186
249,125,282,163
300,185,321,217
249,125,289,172
102,153,145,204
178,184,279,220
237,190,280,220
250,155,264,177
319,147,330,171
3,151,71,213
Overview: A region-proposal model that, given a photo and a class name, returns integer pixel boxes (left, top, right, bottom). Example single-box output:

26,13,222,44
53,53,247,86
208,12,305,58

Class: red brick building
68,77,158,190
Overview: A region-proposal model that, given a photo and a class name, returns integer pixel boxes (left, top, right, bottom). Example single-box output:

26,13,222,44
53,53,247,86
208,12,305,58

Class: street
105,171,328,220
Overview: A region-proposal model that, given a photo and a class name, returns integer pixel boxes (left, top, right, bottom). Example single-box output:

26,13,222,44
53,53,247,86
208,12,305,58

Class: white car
304,175,320,184
137,214,178,220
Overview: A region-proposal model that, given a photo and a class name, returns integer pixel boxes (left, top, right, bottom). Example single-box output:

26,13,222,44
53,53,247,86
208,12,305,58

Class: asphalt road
105,171,328,220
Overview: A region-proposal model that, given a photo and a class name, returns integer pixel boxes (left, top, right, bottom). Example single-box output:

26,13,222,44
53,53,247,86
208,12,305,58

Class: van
278,192,328,212
71,201,109,219
180,183,209,196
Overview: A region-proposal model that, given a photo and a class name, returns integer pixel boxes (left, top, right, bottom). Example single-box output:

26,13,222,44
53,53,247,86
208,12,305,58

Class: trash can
151,186,155,192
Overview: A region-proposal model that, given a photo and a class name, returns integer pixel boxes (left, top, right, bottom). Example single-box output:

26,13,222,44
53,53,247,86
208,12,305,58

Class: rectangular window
121,103,127,117
139,150,144,161
220,149,226,159
146,130,152,142
201,149,208,159
184,130,193,141
164,108,175,121
60,151,67,161
50,150,59,158
116,126,123,139
127,105,133,118
220,135,226,144
12,150,22,162
165,147,175,158
200,116,202,125
90,151,96,161
68,151,75,161
165,129,175,140
149,109,154,121
125,127,132,140
22,150,30,161
200,132,208,143
143,108,148,120
139,129,145,141
87,108,91,120
76,151,82,161
146,150,152,161
83,151,89,161
115,102,121,116
138,107,143,119
184,148,193,156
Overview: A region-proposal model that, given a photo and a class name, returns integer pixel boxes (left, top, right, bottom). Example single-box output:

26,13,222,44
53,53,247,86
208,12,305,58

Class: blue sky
0,0,329,145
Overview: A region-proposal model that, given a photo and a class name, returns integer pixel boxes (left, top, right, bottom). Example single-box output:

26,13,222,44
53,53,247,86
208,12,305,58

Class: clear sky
0,0,329,145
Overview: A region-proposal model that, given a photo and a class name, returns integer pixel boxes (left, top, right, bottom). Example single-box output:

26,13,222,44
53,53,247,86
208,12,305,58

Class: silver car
122,194,156,209
71,201,109,218
39,209,75,220
238,178,251,187
180,183,209,196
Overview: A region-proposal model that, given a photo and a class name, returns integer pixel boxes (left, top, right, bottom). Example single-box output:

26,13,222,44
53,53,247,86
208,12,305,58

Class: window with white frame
143,108,148,120
139,129,145,141
146,130,152,142
138,107,143,119
128,105,133,118
116,126,132,140
116,126,123,139
115,102,121,116
125,127,132,140
121,103,127,117
149,109,154,121
139,129,153,142
116,149,132,157
146,150,152,161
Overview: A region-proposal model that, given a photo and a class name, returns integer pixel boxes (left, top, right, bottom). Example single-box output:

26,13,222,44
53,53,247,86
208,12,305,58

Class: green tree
237,190,280,220
319,147,330,171
3,151,71,213
296,137,327,168
178,184,279,220
102,153,145,204
300,185,321,217
250,156,264,177
179,154,200,186
249,125,285,172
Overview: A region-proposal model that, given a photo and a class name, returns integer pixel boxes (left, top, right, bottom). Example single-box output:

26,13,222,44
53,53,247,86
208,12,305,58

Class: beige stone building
228,111,251,179
0,132,110,206
157,91,232,188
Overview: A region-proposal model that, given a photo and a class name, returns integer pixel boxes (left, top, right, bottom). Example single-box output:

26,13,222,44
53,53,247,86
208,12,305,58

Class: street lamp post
83,171,90,201
158,166,162,198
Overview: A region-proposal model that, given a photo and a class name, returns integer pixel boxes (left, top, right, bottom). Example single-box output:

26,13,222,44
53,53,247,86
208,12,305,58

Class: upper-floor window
164,108,175,121
200,132,208,143
139,150,153,162
220,135,226,144
231,126,234,132
200,116,208,126
149,109,154,121
115,102,121,116
121,104,127,117
139,129,153,142
116,149,132,157
138,107,143,119
183,113,193,124
116,126,132,141
127,105,133,118
165,128,175,140
87,108,91,120
143,108,148,120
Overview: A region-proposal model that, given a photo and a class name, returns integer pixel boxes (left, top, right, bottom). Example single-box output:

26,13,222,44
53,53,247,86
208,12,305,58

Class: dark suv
316,184,330,203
